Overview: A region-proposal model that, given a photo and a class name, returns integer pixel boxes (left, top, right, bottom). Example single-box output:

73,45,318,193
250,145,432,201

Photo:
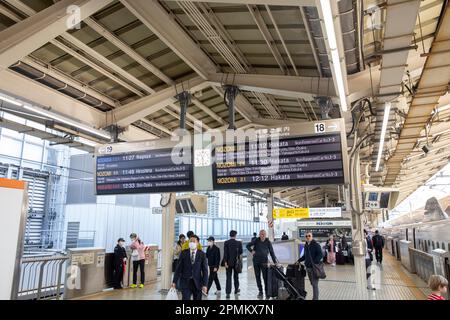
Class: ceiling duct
304,0,361,77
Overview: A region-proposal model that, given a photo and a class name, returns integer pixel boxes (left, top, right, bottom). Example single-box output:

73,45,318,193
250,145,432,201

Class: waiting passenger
364,230,375,290
130,233,146,289
325,235,337,267
281,232,289,240
113,238,127,289
182,231,203,251
223,230,243,299
297,232,323,300
251,232,257,243
206,236,222,295
427,275,448,300
247,229,278,299
172,235,208,300
173,234,185,271
372,230,385,264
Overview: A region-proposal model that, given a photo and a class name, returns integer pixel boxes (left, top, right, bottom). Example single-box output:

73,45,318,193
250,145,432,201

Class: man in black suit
206,236,221,295
113,238,127,289
223,230,243,299
172,235,208,300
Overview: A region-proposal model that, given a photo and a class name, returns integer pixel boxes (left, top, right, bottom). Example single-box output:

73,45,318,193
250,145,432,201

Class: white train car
381,196,450,254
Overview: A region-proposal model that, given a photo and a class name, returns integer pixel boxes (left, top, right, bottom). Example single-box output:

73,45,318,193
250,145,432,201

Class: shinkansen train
380,196,450,254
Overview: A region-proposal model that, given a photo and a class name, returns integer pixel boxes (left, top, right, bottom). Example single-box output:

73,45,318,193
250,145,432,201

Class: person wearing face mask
206,236,221,295
172,235,208,300
113,238,127,289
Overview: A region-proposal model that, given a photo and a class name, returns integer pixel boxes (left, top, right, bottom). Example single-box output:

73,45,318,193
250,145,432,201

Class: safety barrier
17,254,68,300
409,248,434,283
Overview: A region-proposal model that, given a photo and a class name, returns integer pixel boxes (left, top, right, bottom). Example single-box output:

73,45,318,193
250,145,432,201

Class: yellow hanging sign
273,208,310,219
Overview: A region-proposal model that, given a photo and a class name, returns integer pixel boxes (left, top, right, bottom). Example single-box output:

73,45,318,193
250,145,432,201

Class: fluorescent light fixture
22,104,110,140
76,137,99,147
319,0,347,112
375,102,391,171
0,95,22,107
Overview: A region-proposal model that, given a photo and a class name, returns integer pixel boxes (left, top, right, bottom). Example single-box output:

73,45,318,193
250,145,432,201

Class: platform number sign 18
314,122,326,134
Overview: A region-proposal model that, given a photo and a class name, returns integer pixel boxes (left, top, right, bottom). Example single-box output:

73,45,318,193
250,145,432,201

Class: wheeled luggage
336,251,345,265
270,264,306,300
267,264,281,298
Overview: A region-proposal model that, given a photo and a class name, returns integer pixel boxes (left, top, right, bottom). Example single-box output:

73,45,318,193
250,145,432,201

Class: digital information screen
212,132,346,190
95,146,193,195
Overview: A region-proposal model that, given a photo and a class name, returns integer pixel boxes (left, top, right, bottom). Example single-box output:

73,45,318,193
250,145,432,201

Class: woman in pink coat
130,233,146,288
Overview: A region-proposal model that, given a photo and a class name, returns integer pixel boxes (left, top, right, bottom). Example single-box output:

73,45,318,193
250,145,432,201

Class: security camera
422,144,432,154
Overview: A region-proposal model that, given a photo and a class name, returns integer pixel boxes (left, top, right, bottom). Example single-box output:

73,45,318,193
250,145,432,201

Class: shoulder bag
307,244,326,279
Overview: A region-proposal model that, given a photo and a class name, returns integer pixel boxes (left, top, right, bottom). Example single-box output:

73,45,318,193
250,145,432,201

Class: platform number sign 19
314,122,326,133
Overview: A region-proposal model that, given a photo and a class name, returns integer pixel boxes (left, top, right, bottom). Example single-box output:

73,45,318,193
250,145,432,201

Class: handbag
307,243,326,279
165,287,179,300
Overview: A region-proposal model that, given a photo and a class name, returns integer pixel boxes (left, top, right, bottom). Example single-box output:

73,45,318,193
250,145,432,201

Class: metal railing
409,248,434,283
17,253,68,300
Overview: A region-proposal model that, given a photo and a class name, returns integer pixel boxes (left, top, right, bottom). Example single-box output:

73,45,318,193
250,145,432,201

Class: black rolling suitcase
286,264,307,299
336,251,345,265
267,265,280,298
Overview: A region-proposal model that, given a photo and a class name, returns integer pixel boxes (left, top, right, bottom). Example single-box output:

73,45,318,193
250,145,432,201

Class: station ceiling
0,0,449,208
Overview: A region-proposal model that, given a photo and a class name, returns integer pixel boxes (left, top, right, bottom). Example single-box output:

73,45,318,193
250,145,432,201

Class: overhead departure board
95,139,193,195
212,119,348,190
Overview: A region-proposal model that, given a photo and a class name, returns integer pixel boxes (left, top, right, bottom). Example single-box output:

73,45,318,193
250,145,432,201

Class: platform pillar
350,153,368,299
160,193,176,291
267,188,275,241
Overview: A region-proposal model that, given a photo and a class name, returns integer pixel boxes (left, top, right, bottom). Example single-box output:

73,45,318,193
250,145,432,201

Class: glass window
0,136,22,158
202,219,208,237
213,220,221,236
223,220,228,235
23,143,43,162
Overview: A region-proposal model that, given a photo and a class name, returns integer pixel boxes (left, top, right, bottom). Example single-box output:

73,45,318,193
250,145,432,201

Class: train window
436,242,440,249
443,243,446,251
432,241,435,250
448,243,450,251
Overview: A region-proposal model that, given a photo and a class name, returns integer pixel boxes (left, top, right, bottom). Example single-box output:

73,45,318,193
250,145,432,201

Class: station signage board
212,118,348,190
95,138,193,195
273,207,342,219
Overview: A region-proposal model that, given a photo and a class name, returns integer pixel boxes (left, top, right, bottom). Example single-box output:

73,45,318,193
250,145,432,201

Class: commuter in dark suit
206,236,221,295
113,238,127,289
172,235,208,300
223,230,243,299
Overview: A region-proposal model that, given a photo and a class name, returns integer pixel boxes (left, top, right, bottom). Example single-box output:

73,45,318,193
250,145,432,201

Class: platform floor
80,251,430,300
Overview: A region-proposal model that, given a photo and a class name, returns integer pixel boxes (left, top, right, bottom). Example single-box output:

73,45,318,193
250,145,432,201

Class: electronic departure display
212,120,348,190
95,142,193,195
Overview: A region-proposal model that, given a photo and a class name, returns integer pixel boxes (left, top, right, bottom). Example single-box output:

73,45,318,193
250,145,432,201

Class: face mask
189,242,197,250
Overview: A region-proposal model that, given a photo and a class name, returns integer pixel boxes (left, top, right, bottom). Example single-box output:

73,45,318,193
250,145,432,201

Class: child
427,274,448,300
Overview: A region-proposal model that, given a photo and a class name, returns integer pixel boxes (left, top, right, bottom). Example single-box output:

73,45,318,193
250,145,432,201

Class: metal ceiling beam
120,0,217,80
208,68,382,102
384,3,450,186
0,69,104,128
163,0,316,6
0,0,114,70
247,4,288,75
109,77,209,127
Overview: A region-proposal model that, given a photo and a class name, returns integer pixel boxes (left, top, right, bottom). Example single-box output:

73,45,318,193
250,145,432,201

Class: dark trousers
182,279,202,300
133,259,145,285
113,264,124,288
253,262,268,294
207,267,221,292
374,247,383,263
306,267,319,300
365,258,372,280
225,266,239,294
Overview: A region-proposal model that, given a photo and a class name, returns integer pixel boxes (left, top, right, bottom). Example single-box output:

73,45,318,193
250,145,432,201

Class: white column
350,153,368,299
160,193,176,291
267,188,274,241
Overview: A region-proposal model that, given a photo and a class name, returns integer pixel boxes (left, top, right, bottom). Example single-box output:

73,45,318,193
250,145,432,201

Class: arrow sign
327,123,338,131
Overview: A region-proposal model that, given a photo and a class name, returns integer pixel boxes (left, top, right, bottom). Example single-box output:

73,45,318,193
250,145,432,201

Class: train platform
78,251,430,301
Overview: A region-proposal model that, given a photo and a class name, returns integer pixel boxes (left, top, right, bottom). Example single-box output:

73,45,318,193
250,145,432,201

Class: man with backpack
372,230,385,264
